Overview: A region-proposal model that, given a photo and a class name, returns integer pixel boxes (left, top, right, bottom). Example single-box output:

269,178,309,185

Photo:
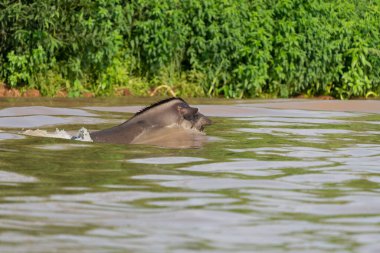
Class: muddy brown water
0,98,380,253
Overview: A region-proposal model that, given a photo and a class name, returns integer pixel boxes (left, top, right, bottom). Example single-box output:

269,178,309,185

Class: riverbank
245,100,380,114
0,84,101,98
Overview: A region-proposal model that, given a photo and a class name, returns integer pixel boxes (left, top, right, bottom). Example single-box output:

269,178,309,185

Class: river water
0,98,380,253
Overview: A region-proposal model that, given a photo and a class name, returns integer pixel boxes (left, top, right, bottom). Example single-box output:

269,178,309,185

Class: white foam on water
72,127,93,142
22,127,93,142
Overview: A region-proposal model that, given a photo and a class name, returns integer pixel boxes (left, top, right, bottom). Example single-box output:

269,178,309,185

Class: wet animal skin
90,97,212,146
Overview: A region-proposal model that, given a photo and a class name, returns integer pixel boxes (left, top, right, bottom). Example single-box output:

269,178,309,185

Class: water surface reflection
0,99,380,252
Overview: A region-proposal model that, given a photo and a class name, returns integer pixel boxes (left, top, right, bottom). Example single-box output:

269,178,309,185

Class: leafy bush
124,0,380,98
268,0,380,99
0,0,124,96
0,0,379,98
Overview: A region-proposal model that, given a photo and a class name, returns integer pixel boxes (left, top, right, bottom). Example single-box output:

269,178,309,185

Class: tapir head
90,97,212,146
131,97,212,132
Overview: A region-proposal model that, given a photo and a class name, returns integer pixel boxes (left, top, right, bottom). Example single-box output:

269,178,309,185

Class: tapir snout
192,113,212,131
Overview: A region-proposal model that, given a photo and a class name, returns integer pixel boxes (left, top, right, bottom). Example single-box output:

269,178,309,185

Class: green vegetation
1,0,380,98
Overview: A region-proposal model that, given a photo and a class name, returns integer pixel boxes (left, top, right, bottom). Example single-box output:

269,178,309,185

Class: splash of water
22,127,93,142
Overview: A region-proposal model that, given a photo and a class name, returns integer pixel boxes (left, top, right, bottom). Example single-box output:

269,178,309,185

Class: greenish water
0,99,380,253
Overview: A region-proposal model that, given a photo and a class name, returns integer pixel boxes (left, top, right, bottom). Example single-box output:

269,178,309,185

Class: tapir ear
178,105,198,117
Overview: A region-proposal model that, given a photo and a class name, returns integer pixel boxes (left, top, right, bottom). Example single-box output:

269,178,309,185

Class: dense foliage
1,0,379,98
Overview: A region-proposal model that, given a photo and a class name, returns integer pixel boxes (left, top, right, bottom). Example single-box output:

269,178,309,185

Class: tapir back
90,98,189,144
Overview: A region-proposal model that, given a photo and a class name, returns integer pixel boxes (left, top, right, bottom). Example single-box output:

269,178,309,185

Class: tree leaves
0,0,125,96
0,0,379,98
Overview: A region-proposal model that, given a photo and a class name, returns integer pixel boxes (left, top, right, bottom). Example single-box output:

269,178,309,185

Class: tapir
89,97,212,147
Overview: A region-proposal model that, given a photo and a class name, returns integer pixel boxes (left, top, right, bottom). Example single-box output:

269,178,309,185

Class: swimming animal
89,97,212,147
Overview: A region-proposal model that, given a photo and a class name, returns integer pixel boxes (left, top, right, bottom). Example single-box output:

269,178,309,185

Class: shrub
0,0,124,96
0,0,379,98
